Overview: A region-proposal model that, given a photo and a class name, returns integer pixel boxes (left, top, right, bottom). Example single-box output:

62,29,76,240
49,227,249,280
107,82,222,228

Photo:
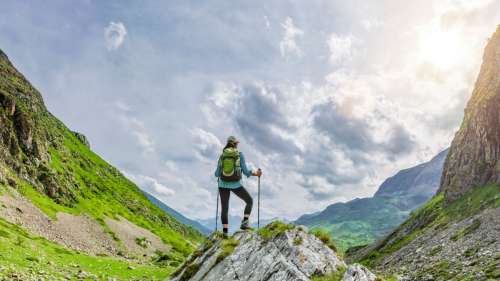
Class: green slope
295,150,447,252
355,185,500,266
349,185,500,280
0,48,204,278
0,217,173,280
296,197,409,251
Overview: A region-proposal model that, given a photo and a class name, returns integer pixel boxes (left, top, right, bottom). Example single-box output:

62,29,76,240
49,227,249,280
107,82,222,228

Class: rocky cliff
348,27,500,281
171,222,378,281
439,26,500,202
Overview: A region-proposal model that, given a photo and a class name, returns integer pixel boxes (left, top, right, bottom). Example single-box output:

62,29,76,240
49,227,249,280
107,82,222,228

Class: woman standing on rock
214,136,262,237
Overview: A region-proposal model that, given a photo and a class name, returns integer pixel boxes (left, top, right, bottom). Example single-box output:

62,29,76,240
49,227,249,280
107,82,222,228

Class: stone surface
170,228,353,281
376,208,499,281
342,264,376,281
439,26,500,202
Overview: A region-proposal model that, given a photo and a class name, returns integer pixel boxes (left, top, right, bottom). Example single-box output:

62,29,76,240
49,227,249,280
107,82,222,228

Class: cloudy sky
0,0,499,222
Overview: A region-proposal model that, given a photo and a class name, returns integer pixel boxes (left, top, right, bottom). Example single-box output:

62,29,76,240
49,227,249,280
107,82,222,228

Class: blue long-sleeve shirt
214,152,253,188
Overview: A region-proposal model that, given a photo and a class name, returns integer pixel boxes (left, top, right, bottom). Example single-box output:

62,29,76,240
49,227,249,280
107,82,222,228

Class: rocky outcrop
342,264,376,281
439,26,500,202
171,224,376,281
72,131,90,148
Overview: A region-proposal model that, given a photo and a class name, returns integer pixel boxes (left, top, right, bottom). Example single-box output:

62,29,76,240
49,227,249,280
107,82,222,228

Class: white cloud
279,17,304,58
104,21,127,51
116,113,155,154
360,19,382,30
191,128,223,161
125,173,175,197
327,34,355,64
264,15,271,29
5,0,500,222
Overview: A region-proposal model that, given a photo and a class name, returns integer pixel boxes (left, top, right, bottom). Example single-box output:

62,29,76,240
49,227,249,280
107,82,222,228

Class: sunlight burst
417,26,467,70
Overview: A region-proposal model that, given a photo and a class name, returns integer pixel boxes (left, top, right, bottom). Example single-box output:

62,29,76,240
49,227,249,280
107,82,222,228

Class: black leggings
219,186,253,225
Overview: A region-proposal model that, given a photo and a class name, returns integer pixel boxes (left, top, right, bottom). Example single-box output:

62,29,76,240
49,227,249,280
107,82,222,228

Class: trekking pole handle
257,169,261,229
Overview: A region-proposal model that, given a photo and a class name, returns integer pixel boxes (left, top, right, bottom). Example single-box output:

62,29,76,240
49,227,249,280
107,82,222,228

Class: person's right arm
214,157,221,178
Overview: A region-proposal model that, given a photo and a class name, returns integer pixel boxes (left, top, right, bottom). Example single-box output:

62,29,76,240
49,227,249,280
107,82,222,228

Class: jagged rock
439,26,500,203
170,226,349,281
72,131,90,148
341,264,376,281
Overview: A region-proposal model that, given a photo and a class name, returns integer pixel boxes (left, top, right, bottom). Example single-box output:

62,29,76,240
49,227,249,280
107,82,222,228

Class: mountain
170,222,379,281
349,26,500,281
375,149,449,208
0,48,204,280
144,191,211,235
439,29,500,202
295,149,448,251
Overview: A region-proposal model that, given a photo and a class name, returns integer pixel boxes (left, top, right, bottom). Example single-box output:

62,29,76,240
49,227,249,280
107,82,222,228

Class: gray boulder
342,264,377,281
170,224,378,281
170,225,349,281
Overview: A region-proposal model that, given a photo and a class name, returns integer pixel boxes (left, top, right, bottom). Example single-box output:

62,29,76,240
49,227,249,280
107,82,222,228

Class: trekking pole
215,178,220,233
257,168,261,229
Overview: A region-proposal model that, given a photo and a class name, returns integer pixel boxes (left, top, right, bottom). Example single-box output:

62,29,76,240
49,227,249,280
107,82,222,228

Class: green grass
310,229,338,253
5,127,203,259
215,238,240,264
0,51,205,267
257,221,295,240
297,197,411,252
311,265,346,281
135,237,151,248
0,217,172,280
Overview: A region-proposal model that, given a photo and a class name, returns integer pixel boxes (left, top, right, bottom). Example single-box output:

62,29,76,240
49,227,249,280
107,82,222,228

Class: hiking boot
222,232,229,239
240,219,252,230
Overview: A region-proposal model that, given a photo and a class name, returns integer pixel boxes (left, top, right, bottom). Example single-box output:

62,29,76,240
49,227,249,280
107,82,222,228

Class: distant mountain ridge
295,148,448,250
375,149,449,209
143,191,210,235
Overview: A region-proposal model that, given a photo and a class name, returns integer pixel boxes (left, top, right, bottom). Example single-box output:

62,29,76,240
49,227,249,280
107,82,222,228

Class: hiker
215,136,262,237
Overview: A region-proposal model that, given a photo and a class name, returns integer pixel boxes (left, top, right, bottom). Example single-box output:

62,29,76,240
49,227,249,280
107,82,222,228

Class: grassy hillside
295,150,447,252
350,185,500,280
296,197,409,251
356,184,500,265
0,217,174,280
0,48,204,279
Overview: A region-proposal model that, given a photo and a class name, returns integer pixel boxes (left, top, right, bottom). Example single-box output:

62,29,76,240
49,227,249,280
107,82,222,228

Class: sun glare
417,27,466,70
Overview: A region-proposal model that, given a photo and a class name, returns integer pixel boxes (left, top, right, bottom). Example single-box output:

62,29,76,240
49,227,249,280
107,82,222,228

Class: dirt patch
105,217,169,257
0,190,118,256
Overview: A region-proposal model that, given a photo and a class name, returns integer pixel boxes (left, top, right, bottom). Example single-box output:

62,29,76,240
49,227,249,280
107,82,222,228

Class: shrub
215,238,240,264
311,265,346,281
258,221,294,240
311,229,338,252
